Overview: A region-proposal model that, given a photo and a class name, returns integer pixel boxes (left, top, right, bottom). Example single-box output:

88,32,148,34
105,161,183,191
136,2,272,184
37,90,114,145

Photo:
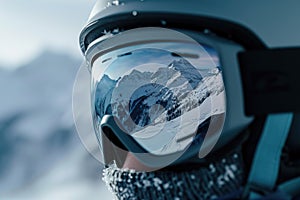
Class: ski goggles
74,27,251,168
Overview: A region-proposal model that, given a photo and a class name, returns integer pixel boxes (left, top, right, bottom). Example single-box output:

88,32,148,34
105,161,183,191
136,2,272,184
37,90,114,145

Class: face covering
103,149,244,200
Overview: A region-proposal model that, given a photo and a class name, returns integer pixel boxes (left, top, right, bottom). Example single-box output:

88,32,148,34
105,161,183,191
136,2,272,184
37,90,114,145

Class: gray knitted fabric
102,150,244,200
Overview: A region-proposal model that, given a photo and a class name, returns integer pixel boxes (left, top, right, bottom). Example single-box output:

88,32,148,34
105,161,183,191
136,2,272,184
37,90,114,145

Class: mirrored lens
91,41,225,156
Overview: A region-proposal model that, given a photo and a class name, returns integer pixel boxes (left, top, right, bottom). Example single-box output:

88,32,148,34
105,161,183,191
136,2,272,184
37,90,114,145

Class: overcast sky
0,0,96,68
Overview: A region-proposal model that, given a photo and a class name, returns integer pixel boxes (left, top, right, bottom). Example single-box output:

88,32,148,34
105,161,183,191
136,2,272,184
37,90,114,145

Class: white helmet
76,1,300,197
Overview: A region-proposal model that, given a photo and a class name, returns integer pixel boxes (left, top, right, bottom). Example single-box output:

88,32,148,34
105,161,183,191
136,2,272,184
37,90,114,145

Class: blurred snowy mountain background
0,51,113,199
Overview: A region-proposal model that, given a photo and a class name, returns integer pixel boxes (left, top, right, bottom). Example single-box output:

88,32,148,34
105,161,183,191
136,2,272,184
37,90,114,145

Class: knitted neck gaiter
103,150,244,200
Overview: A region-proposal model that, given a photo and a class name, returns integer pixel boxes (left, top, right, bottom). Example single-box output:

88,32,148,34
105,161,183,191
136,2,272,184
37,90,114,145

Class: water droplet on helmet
204,29,211,34
106,2,112,7
161,20,167,26
102,29,112,35
112,0,120,5
132,11,138,16
112,28,120,34
107,0,125,7
112,0,125,6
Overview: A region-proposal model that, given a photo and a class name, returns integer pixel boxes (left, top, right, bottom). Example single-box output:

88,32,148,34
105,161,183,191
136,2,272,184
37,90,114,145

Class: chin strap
242,113,294,199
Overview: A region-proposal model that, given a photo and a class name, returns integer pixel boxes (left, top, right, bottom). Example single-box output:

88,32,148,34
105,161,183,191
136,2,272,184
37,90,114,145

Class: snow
132,92,225,155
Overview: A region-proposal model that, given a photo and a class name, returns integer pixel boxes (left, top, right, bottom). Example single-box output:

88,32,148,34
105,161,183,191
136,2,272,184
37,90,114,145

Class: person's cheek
122,152,154,172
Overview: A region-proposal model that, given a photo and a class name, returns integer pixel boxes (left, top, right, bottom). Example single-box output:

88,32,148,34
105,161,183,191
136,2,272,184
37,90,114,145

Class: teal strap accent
245,113,293,197
278,176,300,197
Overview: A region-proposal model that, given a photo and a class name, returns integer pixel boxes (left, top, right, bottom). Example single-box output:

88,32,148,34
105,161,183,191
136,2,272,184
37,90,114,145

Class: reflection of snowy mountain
95,74,117,119
0,51,113,199
132,92,225,155
95,58,224,134
167,59,202,89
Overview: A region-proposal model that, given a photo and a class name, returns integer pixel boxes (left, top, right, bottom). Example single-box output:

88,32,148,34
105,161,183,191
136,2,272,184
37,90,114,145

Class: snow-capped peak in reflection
95,59,224,135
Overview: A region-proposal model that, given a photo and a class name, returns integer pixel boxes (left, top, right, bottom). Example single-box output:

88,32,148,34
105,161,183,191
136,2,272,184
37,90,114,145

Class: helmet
80,0,300,51
75,0,300,197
